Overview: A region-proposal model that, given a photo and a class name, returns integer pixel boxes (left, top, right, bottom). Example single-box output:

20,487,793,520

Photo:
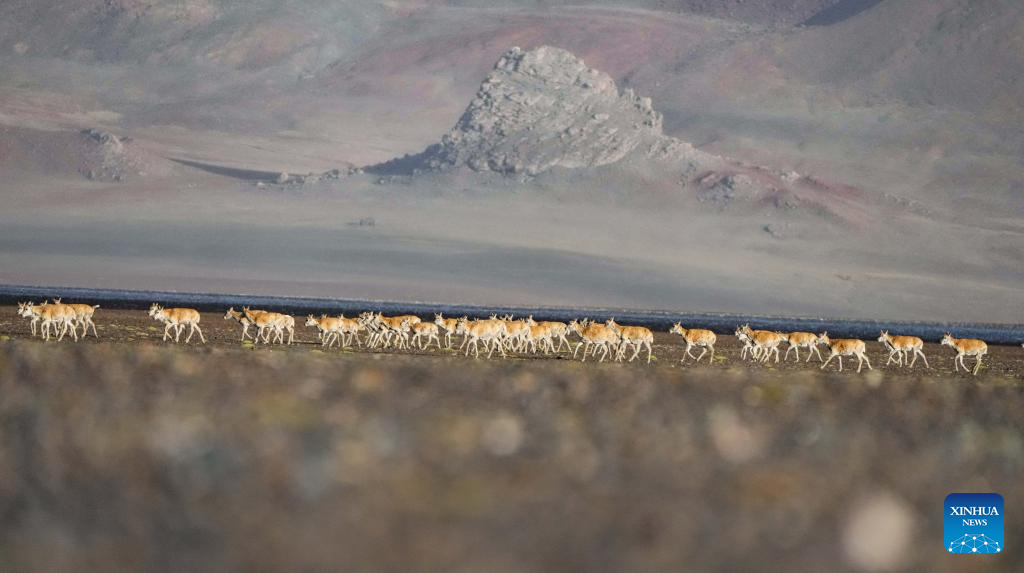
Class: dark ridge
362,146,436,176
803,0,884,26
170,158,281,181
3,284,1022,345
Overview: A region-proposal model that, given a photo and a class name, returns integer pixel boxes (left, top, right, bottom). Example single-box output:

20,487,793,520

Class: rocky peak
421,46,664,175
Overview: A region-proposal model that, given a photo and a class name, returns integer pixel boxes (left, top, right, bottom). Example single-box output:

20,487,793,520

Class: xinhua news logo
945,493,1004,554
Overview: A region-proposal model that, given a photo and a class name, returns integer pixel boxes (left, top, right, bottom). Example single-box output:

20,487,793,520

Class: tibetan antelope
456,317,507,358
359,312,415,349
19,301,78,341
525,316,571,352
502,317,532,353
224,307,255,341
149,303,205,343
305,315,347,347
51,300,99,338
434,313,459,348
307,315,344,347
569,319,619,363
819,334,872,373
605,318,654,363
941,333,987,375
784,331,825,362
670,323,716,364
411,322,441,350
878,331,929,368
736,325,786,363
524,323,557,354
17,301,47,337
335,314,363,348
735,325,757,360
242,307,294,345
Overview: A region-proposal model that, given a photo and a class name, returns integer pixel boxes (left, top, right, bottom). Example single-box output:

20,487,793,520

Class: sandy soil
0,308,1022,572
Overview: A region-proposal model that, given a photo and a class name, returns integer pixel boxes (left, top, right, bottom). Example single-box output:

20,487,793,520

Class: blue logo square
945,493,1003,553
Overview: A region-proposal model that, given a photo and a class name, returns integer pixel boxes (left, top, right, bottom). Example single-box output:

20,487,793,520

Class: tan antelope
224,307,255,341
569,320,619,363
735,325,783,363
242,307,294,345
379,313,415,349
670,323,716,364
819,334,872,373
525,316,571,352
394,314,422,327
334,314,363,348
149,303,205,344
242,307,282,344
17,301,45,336
358,312,415,349
941,333,987,375
305,315,346,347
45,300,80,341
20,301,78,341
502,317,532,353
456,317,507,358
411,322,442,350
278,314,296,344
524,323,557,354
434,313,459,348
784,331,825,362
878,331,929,368
18,301,46,338
604,318,654,363
52,300,99,338
735,325,758,360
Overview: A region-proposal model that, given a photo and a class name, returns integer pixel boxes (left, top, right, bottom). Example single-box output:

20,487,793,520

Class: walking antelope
250,308,295,344
149,303,205,344
735,325,758,360
19,301,78,341
525,316,571,352
411,322,442,350
434,313,459,348
305,315,346,347
50,300,99,338
502,318,532,353
242,307,291,345
605,318,654,363
569,320,619,363
274,313,294,343
878,331,929,368
941,334,987,375
224,307,255,341
359,312,415,349
335,314,363,348
456,317,507,358
17,301,48,337
784,331,825,362
670,323,716,364
525,323,557,354
819,334,872,373
736,325,786,363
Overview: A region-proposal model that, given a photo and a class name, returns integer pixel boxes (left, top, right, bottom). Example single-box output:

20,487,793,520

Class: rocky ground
0,307,1022,572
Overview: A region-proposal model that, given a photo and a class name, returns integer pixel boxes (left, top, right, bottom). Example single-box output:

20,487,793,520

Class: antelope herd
9,300,1018,376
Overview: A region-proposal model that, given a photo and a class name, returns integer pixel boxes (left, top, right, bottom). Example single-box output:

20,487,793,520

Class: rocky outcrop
423,46,665,175
362,45,860,222
79,129,146,182
370,46,713,176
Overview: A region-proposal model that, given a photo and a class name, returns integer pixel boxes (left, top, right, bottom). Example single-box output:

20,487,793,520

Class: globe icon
948,534,1001,553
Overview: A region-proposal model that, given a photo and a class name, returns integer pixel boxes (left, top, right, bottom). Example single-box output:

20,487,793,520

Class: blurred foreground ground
0,311,1022,572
